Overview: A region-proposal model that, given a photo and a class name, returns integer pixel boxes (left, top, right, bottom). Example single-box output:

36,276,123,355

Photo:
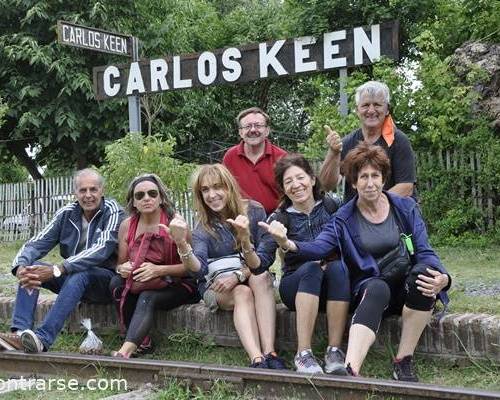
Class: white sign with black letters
57,21,131,57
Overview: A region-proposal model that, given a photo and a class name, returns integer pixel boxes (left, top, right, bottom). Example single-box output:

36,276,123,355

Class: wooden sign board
57,21,132,57
93,21,399,100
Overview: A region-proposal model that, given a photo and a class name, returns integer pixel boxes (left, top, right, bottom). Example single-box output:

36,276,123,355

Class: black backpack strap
323,193,341,215
267,208,289,229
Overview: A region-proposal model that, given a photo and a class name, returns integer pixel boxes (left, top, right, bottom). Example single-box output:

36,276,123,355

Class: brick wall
0,298,498,361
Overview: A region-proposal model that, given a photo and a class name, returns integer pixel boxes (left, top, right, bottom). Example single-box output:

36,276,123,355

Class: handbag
376,238,412,286
205,254,242,288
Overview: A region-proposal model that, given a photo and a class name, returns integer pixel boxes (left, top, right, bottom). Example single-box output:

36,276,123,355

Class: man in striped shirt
0,169,124,353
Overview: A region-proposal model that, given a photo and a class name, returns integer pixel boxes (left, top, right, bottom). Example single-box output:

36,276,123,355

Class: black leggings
110,275,200,345
351,264,437,334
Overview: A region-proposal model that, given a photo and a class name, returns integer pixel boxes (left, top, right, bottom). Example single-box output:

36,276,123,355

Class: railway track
0,351,498,399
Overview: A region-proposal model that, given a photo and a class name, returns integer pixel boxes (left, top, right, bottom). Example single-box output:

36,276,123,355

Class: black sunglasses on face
134,189,159,201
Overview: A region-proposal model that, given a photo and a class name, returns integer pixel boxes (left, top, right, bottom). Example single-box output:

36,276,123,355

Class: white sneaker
294,349,324,374
20,329,44,353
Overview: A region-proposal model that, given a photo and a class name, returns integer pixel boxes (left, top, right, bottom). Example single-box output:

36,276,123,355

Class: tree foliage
297,0,499,238
131,0,311,162
99,132,196,206
1,0,498,238
0,97,26,183
0,0,136,176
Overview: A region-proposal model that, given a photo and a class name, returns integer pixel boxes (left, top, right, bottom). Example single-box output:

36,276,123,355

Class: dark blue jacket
12,198,124,274
255,199,336,275
295,192,450,305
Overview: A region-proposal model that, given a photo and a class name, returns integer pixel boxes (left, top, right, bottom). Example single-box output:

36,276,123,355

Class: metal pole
128,36,141,133
339,68,348,117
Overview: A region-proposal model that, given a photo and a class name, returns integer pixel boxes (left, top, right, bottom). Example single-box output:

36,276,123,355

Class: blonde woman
168,164,286,369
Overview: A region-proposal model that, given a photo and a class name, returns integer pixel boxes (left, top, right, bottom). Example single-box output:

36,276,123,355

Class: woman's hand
226,215,251,241
258,220,289,248
117,261,133,278
210,275,238,293
164,213,189,244
416,268,449,298
133,262,160,282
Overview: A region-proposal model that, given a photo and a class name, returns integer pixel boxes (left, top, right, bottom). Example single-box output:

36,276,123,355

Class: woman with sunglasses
167,164,286,369
110,174,199,358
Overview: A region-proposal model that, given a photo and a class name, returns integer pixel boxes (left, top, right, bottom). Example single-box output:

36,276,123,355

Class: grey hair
355,81,391,106
73,168,104,190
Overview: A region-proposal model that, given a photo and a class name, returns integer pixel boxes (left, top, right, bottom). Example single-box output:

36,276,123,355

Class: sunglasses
134,189,159,201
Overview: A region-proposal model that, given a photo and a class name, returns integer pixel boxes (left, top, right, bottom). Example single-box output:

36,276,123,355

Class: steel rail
0,351,498,400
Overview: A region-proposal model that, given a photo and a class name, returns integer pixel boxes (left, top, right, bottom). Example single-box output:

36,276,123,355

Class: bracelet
177,246,194,260
241,244,255,255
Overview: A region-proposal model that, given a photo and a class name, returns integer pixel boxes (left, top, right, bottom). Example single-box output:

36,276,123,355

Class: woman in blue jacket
260,143,451,381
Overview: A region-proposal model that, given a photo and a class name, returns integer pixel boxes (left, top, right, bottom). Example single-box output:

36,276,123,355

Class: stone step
0,297,498,362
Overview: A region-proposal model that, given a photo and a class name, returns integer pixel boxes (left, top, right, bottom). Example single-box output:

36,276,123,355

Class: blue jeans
11,265,114,349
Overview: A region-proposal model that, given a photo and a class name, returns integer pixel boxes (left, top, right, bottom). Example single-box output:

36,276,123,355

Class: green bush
100,132,196,206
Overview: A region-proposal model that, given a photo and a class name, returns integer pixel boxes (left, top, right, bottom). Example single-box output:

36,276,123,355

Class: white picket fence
0,177,196,243
1,148,497,242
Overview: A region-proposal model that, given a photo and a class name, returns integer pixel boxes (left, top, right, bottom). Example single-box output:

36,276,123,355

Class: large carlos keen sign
93,21,398,100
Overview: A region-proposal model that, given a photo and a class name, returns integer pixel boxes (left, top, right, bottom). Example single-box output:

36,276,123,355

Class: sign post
339,68,349,116
57,21,141,133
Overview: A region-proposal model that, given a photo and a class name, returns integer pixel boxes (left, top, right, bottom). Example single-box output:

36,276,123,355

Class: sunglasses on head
134,189,159,201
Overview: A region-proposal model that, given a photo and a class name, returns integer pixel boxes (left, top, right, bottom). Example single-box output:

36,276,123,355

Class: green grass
152,379,255,400
0,388,124,400
0,241,60,298
438,245,500,314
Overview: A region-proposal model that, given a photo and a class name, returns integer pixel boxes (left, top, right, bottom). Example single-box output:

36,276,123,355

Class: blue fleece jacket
294,192,450,305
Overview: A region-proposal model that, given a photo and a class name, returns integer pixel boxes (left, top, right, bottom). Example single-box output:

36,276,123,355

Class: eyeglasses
239,123,267,131
134,190,159,201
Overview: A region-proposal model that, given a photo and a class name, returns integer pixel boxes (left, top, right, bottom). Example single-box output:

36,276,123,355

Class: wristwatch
233,270,246,283
52,265,62,278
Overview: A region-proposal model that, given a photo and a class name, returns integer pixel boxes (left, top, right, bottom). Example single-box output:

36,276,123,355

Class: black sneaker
135,335,154,356
264,352,287,370
249,356,268,369
324,346,348,375
393,355,418,382
346,363,358,377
